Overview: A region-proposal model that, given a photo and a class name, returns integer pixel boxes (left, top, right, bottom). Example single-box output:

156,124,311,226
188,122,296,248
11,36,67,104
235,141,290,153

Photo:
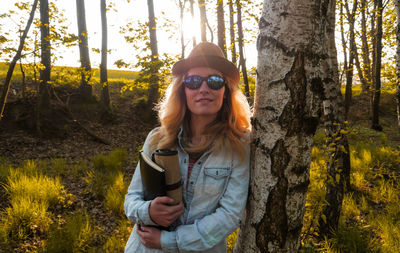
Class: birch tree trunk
234,0,333,251
178,0,186,59
344,0,358,118
396,0,400,126
236,0,249,97
228,0,237,65
318,0,351,238
189,0,197,47
100,0,110,112
36,0,51,134
147,0,160,110
198,0,207,42
76,0,93,100
0,0,38,119
217,0,227,56
371,0,383,131
360,0,372,94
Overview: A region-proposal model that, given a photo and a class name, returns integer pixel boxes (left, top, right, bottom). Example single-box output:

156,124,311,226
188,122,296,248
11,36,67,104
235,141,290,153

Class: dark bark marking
288,179,310,194
278,53,320,137
259,16,270,29
291,165,308,175
256,139,289,251
257,35,296,57
311,77,325,99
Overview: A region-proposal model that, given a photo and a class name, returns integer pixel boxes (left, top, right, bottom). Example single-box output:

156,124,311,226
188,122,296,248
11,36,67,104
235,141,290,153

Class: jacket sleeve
160,143,250,252
124,128,159,226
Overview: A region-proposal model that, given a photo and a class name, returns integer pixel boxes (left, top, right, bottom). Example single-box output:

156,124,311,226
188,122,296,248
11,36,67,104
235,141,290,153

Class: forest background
0,0,400,252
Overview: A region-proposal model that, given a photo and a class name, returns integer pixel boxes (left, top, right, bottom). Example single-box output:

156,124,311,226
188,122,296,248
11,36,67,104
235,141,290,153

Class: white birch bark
234,0,332,251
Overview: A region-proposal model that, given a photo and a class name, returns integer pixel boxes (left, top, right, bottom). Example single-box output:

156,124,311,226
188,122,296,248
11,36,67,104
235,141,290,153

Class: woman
124,42,251,252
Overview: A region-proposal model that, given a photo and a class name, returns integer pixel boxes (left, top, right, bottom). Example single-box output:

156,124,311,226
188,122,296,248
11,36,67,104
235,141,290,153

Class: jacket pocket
203,167,231,195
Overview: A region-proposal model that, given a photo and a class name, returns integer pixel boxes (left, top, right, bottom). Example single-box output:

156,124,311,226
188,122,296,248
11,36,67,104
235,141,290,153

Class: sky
1,0,259,70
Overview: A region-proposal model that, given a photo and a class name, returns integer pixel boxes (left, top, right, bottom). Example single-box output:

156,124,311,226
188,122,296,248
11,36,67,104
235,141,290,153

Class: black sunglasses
183,75,226,90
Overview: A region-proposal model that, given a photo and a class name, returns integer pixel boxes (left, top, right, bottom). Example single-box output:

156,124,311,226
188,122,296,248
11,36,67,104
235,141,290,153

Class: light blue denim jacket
124,127,250,252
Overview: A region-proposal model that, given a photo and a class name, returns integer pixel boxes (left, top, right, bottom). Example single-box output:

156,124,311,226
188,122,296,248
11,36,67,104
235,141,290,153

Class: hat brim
172,55,240,85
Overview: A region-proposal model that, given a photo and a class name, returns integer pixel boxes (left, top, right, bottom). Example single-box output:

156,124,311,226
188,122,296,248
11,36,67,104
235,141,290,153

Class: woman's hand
137,225,162,249
149,196,184,227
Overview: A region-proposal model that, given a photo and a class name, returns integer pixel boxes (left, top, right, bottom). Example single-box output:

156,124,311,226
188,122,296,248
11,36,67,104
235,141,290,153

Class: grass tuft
46,210,100,252
6,169,66,207
0,197,51,243
105,172,127,215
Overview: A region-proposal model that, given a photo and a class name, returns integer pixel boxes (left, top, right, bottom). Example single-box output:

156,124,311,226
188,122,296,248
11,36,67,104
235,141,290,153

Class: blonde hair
148,73,251,161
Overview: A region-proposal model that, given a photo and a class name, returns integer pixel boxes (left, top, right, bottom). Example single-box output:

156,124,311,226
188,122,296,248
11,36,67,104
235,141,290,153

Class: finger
155,196,174,205
140,226,151,232
169,202,184,213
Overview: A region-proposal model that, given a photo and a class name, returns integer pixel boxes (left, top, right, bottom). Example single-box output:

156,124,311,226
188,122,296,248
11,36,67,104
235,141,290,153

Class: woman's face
184,67,226,121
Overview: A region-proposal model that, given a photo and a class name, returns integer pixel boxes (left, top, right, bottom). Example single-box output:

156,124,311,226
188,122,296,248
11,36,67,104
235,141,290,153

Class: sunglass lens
184,76,202,89
207,75,225,90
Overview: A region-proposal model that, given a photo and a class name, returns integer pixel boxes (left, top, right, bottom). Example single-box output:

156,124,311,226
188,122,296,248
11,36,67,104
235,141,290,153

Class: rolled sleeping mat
153,149,182,205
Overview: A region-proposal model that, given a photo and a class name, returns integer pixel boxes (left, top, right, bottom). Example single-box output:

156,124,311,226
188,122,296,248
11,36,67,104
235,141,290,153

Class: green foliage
84,149,128,198
105,172,128,215
0,197,51,244
5,168,67,207
46,210,100,253
93,148,128,174
302,122,400,252
321,222,370,253
118,20,178,97
103,219,132,252
226,228,238,253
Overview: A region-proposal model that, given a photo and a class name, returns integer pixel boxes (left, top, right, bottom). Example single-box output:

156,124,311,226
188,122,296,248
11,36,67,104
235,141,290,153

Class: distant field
0,62,138,83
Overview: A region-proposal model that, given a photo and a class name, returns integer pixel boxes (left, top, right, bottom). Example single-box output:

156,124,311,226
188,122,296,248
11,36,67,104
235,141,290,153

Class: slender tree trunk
217,0,227,56
318,0,351,238
340,2,349,115
189,0,197,47
100,0,110,112
236,0,249,97
344,0,358,117
20,59,26,97
147,0,160,110
361,0,372,94
229,0,237,65
36,0,52,134
234,0,333,251
179,0,186,59
198,0,207,41
0,0,38,119
396,0,400,126
371,0,383,131
76,0,92,100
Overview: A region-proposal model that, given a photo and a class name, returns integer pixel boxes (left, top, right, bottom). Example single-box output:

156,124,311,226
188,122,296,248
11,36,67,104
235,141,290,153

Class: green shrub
85,149,128,198
321,222,370,253
341,193,360,218
49,158,68,176
0,197,51,243
370,214,400,253
105,172,127,215
6,169,66,208
93,149,128,174
46,210,99,253
103,219,132,252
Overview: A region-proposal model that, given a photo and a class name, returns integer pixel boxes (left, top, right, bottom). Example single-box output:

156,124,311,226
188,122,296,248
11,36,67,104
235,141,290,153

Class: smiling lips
196,98,213,103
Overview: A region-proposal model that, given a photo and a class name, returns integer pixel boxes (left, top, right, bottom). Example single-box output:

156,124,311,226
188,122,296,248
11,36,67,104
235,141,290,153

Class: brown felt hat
172,42,240,85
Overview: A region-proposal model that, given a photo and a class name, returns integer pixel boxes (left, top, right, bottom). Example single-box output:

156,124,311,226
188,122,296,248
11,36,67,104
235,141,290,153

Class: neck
189,114,216,140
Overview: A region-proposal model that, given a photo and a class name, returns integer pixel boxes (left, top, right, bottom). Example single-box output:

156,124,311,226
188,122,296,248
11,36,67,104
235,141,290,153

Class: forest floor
0,79,400,252
0,81,156,252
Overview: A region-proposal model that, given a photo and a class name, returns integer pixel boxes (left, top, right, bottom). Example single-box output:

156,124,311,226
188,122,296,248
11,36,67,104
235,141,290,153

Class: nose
198,80,209,92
